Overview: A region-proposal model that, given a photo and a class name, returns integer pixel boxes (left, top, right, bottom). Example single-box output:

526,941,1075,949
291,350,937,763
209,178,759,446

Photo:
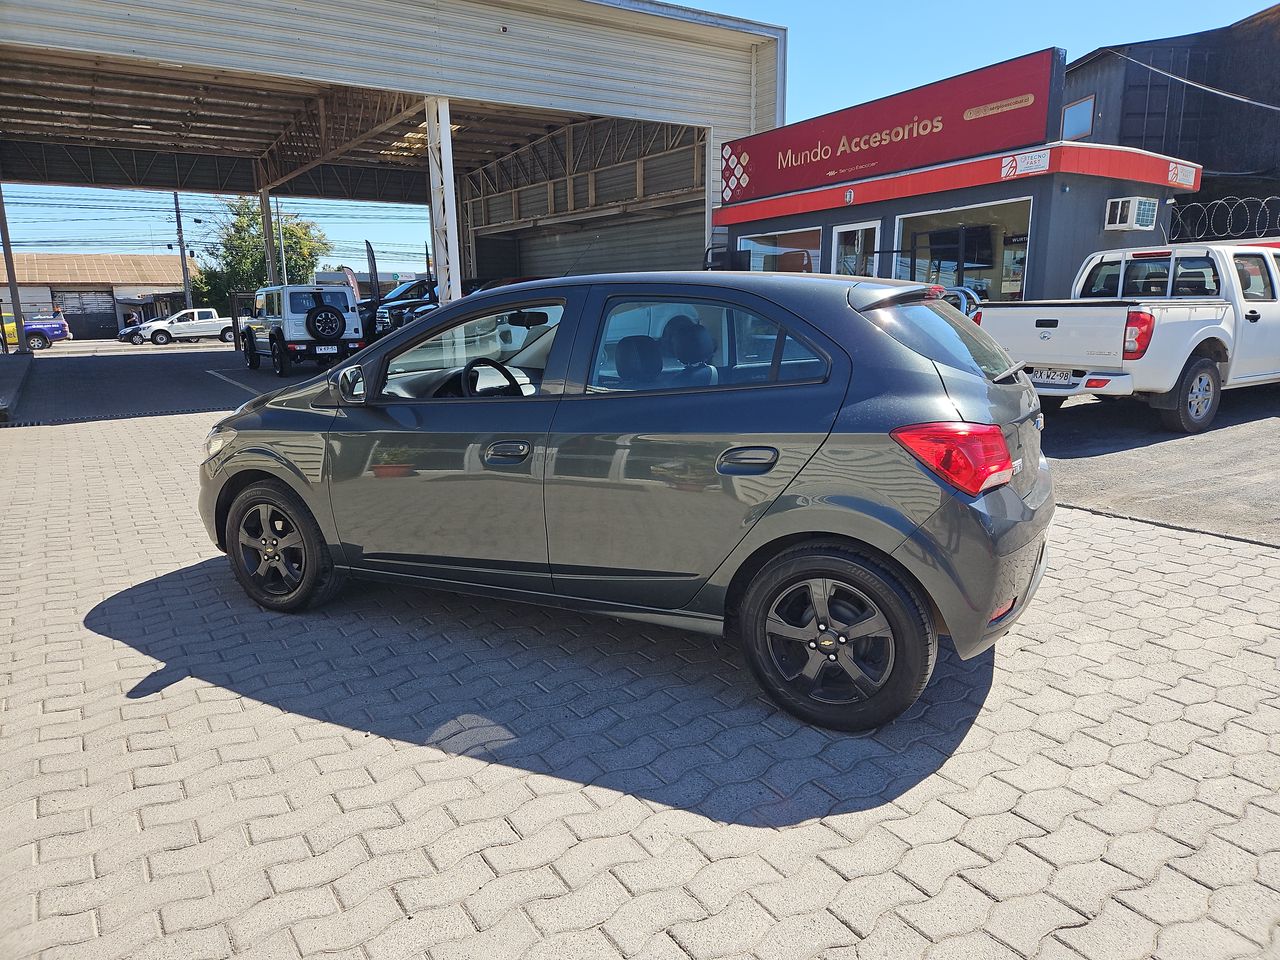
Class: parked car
978,241,1280,432
374,297,438,334
136,307,235,345
200,273,1052,731
357,277,436,327
3,313,72,350
242,284,365,377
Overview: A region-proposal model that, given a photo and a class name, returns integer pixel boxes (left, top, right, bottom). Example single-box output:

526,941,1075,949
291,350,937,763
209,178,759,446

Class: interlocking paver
3,403,1280,960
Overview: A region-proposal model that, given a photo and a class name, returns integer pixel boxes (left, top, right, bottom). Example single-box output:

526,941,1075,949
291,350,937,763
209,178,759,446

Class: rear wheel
271,338,291,377
738,543,936,731
220,327,235,343
27,332,50,350
243,333,261,369
1159,356,1220,433
225,480,345,612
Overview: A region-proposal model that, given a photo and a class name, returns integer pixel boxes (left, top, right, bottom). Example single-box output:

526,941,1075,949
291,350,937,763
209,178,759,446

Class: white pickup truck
137,307,235,346
979,242,1280,432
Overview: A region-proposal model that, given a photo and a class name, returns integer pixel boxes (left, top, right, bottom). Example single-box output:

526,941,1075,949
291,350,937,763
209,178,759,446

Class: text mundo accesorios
777,115,945,169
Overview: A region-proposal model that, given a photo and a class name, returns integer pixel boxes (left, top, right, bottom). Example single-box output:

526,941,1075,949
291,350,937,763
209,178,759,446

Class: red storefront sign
721,49,1059,205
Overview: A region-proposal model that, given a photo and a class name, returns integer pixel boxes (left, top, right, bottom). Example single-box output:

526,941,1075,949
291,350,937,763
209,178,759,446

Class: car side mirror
337,364,366,403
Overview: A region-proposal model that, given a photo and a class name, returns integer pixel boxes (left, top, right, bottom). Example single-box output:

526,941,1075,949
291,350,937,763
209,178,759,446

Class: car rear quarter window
863,299,1013,380
1080,260,1120,298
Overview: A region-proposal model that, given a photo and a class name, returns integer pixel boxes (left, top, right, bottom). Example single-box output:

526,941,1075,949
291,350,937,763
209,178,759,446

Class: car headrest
616,335,662,382
672,324,715,366
661,314,697,356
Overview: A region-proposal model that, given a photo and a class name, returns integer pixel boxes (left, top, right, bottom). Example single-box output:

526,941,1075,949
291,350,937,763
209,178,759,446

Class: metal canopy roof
0,45,593,202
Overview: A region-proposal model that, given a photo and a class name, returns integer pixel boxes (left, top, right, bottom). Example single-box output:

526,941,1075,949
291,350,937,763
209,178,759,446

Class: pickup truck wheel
27,332,50,350
151,330,172,346
1159,357,1220,433
737,543,936,731
1039,397,1065,414
220,327,235,343
243,333,261,369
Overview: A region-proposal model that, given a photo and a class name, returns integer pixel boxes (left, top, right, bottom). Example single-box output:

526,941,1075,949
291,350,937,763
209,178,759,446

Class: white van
242,285,364,376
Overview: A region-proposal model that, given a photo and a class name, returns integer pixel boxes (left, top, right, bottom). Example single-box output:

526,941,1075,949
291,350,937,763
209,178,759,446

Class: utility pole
0,178,29,355
173,192,193,309
274,196,289,285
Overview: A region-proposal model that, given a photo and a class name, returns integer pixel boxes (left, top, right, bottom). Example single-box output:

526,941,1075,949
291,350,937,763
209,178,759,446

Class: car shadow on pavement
1042,380,1280,459
85,559,993,828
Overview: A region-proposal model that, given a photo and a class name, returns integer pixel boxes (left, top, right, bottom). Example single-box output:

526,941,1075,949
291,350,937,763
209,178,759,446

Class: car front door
1232,253,1280,379
544,283,850,609
326,287,585,592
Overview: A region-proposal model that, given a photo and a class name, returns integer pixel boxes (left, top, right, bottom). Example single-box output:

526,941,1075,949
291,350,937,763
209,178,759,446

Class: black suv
200,273,1052,730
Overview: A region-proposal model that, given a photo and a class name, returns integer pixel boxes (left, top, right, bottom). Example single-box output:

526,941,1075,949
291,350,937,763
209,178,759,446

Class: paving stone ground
2,409,1278,960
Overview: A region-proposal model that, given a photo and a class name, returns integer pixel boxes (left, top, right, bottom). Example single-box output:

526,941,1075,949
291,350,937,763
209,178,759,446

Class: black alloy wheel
271,338,291,377
225,481,344,612
740,543,936,731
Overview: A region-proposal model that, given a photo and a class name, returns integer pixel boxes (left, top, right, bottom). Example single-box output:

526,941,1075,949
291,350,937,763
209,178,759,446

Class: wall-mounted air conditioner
1105,197,1158,231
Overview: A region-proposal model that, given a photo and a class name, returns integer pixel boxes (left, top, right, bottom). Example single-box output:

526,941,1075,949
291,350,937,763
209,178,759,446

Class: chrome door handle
484,440,532,465
717,446,779,476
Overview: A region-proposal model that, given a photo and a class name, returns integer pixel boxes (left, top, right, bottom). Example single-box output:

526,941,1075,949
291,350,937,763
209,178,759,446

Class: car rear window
288,291,350,313
862,299,1013,380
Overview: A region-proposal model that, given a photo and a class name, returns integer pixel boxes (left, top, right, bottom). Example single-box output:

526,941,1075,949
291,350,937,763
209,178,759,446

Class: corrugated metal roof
0,253,198,285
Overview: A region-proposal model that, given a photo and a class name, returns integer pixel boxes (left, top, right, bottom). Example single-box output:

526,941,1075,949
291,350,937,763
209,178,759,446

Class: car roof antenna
563,235,602,277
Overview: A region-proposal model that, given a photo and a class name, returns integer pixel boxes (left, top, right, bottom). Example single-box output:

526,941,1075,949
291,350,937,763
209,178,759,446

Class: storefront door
894,199,1031,301
833,221,879,278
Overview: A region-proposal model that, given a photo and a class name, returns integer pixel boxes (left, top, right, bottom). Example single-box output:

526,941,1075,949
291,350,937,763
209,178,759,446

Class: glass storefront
833,222,878,277
739,228,821,272
894,199,1032,301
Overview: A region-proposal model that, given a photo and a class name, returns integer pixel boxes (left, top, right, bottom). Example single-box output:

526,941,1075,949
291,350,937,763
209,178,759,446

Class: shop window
895,199,1031,302
738,229,821,273
834,223,879,277
1062,96,1095,141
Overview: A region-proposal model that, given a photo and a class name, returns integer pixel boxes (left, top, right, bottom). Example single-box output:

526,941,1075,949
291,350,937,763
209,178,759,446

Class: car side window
1121,258,1170,297
1234,254,1276,301
1079,260,1120,298
253,294,265,319
380,303,563,401
586,297,827,394
1172,257,1221,297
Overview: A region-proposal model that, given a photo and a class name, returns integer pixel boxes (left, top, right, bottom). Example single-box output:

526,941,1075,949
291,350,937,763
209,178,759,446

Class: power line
1106,48,1280,113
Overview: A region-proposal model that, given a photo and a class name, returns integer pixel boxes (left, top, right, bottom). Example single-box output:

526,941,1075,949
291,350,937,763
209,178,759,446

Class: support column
259,188,279,285
425,97,463,304
0,179,28,355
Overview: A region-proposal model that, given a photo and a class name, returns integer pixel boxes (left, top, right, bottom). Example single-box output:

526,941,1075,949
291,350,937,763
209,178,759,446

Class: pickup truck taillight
1124,310,1156,360
891,422,1014,498
971,310,983,326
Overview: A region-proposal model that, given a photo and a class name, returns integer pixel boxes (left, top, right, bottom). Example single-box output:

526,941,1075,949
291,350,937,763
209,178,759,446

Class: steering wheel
461,357,523,397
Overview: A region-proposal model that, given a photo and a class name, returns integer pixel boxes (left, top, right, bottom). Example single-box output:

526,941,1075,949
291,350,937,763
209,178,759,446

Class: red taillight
971,310,983,326
891,422,1015,498
1123,310,1155,360
1085,377,1110,389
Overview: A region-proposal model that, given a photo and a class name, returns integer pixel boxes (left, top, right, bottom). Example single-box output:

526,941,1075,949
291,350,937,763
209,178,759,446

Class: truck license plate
1030,368,1071,386
315,345,338,354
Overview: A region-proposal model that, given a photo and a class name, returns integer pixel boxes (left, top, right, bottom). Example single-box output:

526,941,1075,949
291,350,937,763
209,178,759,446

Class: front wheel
270,338,291,377
27,333,50,351
738,543,936,731
130,334,145,346
225,481,345,612
151,330,172,346
1159,357,1220,433
220,327,235,343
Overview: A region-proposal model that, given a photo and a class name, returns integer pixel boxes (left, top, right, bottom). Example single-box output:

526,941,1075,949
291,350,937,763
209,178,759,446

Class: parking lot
1,347,1277,960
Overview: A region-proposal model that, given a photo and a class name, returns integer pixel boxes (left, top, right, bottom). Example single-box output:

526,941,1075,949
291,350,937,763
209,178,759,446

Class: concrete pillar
425,97,463,304
0,179,29,355
259,188,279,285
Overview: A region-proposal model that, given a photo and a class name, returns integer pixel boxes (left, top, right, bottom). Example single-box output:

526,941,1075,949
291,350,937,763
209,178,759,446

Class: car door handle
1245,310,1261,322
484,440,532,465
717,446,779,476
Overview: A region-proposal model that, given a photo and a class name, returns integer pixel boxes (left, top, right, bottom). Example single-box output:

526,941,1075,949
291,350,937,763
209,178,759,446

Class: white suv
242,285,364,376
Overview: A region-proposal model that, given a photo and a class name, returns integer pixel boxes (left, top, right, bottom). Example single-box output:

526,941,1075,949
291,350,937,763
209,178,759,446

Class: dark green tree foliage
193,197,333,311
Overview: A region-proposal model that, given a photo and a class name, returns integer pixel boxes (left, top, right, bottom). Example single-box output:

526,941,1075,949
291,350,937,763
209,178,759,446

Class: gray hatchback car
200,273,1053,730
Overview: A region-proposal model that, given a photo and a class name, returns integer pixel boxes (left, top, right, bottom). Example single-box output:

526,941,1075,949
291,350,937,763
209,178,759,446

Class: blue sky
5,1,1267,273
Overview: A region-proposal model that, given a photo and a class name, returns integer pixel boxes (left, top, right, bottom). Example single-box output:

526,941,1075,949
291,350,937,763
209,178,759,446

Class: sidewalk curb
0,353,34,423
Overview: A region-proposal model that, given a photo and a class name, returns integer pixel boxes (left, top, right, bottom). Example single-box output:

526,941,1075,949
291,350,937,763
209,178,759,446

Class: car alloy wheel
237,502,306,597
27,333,50,350
1160,356,1220,434
152,330,172,345
130,334,145,345
764,578,895,703
221,328,235,343
1186,371,1214,421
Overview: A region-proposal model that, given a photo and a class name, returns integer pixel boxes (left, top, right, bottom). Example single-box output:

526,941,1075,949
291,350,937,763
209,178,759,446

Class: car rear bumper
892,454,1055,659
1030,368,1133,397
284,340,365,361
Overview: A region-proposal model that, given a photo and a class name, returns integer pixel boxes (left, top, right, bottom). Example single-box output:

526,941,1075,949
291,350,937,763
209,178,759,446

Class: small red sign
721,49,1059,204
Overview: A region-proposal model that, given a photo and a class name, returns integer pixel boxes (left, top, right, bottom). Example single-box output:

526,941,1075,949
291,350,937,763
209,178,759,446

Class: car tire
151,330,172,345
1159,356,1220,434
27,332,50,351
737,542,937,732
225,480,345,612
130,334,145,345
304,304,346,343
220,327,235,343
1038,396,1066,414
271,337,291,377
243,333,261,370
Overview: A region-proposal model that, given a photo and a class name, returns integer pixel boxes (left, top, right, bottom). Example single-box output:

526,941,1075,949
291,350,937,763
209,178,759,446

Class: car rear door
543,282,850,609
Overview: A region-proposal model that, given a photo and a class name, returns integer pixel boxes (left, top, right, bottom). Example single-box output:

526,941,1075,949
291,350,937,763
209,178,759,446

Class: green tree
192,197,333,311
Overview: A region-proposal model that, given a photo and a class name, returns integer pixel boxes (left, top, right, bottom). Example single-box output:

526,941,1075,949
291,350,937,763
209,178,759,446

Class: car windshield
862,298,1013,380
381,281,419,300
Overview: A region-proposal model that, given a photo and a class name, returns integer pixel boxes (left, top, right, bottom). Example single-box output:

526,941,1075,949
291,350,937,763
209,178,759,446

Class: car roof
459,271,930,312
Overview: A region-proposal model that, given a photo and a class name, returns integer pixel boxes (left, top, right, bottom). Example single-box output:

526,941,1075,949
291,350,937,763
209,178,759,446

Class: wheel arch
1190,336,1229,365
212,455,327,552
